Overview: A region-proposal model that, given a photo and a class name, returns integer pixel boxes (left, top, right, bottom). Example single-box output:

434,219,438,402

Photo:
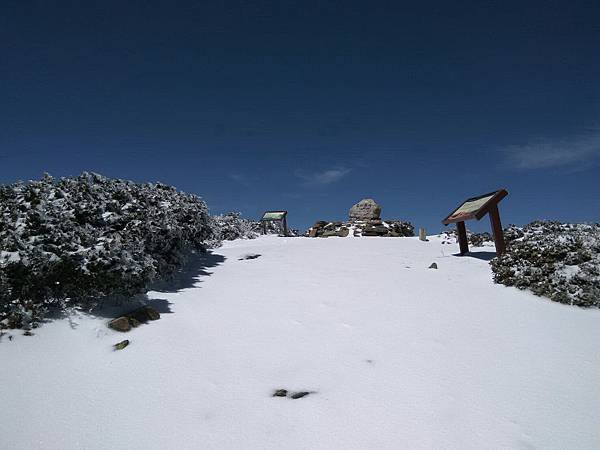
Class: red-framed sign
442,189,508,255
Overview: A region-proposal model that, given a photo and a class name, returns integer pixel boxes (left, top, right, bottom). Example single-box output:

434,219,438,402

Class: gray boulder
349,199,381,220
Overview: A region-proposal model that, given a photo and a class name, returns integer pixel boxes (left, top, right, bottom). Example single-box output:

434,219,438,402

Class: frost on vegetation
0,172,213,328
440,228,495,247
207,212,259,248
205,211,293,248
490,221,600,308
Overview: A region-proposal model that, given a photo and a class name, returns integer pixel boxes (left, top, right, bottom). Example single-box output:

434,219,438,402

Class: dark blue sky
2,1,599,232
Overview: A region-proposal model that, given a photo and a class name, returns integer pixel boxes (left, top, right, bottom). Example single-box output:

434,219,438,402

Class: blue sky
1,1,599,232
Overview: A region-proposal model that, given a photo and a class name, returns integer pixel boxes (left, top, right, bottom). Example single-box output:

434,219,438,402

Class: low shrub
0,173,213,328
208,212,259,247
490,221,600,307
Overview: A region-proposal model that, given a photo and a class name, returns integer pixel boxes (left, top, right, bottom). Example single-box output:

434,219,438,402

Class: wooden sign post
260,210,288,236
442,189,508,255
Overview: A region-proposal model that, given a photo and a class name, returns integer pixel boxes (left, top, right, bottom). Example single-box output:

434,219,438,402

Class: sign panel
262,211,286,221
446,193,496,222
441,189,509,255
442,190,507,225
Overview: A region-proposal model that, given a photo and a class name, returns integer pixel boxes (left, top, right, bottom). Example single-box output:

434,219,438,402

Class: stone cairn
306,199,414,238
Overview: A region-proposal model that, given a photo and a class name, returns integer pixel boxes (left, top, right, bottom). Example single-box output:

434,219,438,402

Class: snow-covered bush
503,224,525,242
0,173,213,328
253,219,295,236
207,212,297,247
491,221,600,307
469,231,493,247
207,212,259,247
440,228,493,246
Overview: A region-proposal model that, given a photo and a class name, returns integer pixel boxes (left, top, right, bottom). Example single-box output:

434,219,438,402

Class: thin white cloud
229,173,251,186
296,167,352,186
503,132,600,170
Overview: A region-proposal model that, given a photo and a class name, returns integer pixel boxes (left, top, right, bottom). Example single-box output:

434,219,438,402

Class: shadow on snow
149,251,226,293
452,251,497,261
52,251,226,324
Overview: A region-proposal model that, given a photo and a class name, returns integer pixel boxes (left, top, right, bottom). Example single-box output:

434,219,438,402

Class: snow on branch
0,172,213,328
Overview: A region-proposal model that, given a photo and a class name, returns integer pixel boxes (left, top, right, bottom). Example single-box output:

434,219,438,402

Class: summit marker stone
349,199,381,220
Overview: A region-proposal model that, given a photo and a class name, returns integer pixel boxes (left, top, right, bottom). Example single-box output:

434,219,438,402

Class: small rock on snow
239,254,261,261
272,389,288,397
290,391,311,399
114,340,130,351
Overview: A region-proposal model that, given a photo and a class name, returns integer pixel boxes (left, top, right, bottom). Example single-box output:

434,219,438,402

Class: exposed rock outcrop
307,199,413,238
305,198,414,237
307,219,413,238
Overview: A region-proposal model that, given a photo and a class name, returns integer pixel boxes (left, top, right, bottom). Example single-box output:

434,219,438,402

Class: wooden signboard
260,210,288,235
442,189,508,255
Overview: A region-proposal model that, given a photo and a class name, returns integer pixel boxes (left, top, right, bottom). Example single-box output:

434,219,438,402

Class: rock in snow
307,198,413,238
108,306,161,332
348,198,382,220
290,391,312,399
113,340,130,351
108,317,131,332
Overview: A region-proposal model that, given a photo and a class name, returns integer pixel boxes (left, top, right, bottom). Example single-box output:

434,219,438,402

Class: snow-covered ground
1,235,599,449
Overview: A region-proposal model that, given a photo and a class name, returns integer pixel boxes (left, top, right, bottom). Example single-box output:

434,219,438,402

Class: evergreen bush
0,173,213,328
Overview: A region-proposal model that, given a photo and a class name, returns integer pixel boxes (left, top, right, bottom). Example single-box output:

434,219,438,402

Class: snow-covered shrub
253,219,290,236
503,224,525,242
469,232,493,247
440,228,493,246
255,220,273,235
387,220,415,237
0,173,213,328
207,212,259,247
491,221,600,307
206,211,296,248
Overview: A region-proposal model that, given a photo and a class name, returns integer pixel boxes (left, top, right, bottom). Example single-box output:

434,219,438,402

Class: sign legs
456,221,469,255
488,204,505,255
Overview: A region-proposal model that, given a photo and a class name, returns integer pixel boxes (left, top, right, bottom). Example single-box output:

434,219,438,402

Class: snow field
1,235,599,449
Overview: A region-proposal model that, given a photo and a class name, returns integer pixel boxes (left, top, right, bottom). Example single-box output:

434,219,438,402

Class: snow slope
1,235,599,449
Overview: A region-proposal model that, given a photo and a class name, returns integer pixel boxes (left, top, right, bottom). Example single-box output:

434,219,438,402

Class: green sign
262,211,286,221
446,193,496,222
